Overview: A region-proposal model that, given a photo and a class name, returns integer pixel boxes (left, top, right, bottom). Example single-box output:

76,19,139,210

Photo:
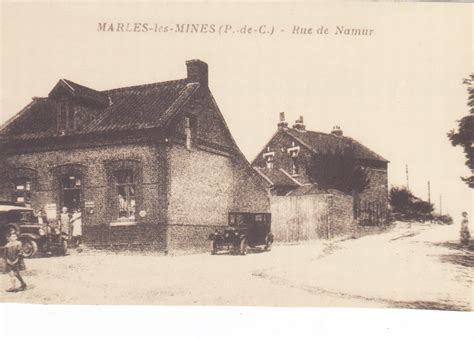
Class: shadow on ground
391,300,470,312
430,241,474,267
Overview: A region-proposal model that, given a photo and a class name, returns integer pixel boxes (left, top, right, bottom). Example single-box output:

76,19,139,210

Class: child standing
4,230,27,292
59,207,71,240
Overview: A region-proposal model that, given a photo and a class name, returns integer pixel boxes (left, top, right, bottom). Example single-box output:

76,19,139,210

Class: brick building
252,113,389,241
0,59,269,252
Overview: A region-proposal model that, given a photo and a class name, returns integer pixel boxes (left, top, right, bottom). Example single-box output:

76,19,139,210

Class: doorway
61,174,82,212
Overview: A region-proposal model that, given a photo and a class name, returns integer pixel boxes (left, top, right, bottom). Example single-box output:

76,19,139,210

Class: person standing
59,207,71,240
4,230,27,292
70,208,82,249
460,211,470,246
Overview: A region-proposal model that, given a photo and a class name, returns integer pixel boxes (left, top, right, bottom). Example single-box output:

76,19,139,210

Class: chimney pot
186,59,208,86
331,125,343,137
277,112,288,130
292,115,306,131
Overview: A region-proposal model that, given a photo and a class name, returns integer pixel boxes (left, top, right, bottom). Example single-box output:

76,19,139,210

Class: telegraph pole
439,194,442,215
427,181,431,203
406,164,410,190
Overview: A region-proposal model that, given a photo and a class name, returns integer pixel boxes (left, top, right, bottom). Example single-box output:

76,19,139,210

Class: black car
0,204,68,258
208,212,273,255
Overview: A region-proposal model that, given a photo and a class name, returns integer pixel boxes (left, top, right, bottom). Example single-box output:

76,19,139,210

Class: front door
61,175,82,212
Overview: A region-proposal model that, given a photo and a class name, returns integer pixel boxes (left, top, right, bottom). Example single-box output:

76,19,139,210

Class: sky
1,2,472,223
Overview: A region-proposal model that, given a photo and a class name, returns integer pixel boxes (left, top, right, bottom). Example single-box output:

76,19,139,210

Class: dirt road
1,223,471,310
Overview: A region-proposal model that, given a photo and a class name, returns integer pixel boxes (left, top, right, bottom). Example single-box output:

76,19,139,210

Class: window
288,145,300,176
61,174,82,212
291,158,300,175
262,151,275,169
266,155,274,169
114,169,136,220
13,178,32,206
184,116,197,150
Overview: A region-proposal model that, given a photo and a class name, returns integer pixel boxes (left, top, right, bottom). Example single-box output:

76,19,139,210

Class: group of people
59,207,83,248
2,206,83,293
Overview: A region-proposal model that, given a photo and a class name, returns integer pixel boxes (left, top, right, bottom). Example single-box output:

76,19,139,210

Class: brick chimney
186,59,208,86
277,112,288,130
292,115,306,131
331,125,343,137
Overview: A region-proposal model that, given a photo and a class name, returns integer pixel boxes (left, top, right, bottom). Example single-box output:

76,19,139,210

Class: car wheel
210,240,217,255
21,239,38,258
265,238,273,251
240,239,248,256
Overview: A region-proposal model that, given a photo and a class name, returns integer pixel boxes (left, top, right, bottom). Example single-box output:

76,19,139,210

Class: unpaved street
1,223,472,310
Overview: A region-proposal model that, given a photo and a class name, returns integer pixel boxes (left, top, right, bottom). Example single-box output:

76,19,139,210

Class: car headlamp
38,228,46,236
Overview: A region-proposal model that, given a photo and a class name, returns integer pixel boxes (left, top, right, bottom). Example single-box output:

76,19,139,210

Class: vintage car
0,203,68,258
208,212,273,255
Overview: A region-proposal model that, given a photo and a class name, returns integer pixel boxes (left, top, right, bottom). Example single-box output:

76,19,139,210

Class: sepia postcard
0,0,473,337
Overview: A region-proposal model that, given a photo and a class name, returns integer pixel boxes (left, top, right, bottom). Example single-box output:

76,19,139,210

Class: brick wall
327,189,356,236
356,166,389,225
1,143,168,248
166,144,233,250
232,157,271,213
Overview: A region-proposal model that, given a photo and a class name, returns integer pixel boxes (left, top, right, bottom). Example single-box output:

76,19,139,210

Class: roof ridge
102,78,188,94
288,127,347,140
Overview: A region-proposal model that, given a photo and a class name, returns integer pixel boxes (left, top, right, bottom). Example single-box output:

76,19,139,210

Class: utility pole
406,164,409,190
440,194,442,215
427,181,431,203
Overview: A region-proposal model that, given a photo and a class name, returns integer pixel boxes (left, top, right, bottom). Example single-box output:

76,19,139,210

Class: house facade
252,113,389,241
0,60,269,252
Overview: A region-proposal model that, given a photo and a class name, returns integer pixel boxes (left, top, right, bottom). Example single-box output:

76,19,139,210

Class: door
61,175,82,212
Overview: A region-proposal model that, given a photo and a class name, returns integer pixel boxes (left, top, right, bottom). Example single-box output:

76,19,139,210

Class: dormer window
288,144,301,176
262,151,275,169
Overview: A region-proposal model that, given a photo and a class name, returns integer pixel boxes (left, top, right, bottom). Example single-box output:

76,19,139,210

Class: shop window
114,169,136,220
13,178,32,206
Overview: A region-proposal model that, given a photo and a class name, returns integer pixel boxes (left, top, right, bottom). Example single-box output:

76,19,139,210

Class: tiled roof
254,167,300,188
285,129,388,163
53,79,109,106
82,80,198,133
0,78,200,140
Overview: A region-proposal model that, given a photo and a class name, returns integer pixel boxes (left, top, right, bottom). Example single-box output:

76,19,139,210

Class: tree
389,186,434,221
303,147,370,194
448,74,474,188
